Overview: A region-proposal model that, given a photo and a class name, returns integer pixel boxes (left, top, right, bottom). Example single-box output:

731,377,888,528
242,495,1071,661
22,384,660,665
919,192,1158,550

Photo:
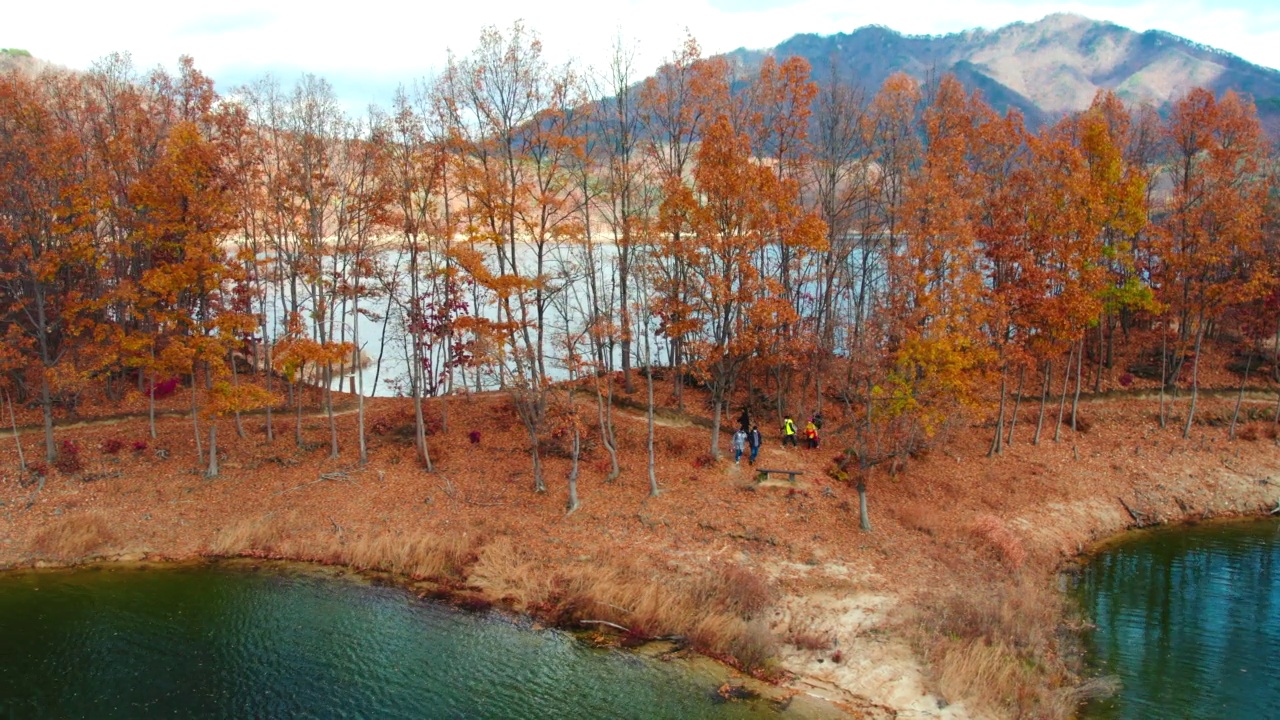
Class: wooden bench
755,468,804,484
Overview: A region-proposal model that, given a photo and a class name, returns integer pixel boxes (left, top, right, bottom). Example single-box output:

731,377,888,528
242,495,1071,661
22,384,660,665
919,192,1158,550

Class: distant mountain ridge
725,13,1280,133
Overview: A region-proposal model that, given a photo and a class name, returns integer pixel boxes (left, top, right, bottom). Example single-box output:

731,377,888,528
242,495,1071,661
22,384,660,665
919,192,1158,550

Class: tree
1157,89,1269,437
0,69,102,463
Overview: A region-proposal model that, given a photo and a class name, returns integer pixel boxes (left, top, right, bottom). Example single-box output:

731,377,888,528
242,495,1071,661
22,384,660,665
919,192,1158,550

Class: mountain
725,13,1280,134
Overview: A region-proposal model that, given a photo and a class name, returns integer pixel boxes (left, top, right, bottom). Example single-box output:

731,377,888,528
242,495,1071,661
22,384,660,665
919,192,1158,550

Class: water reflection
1076,520,1280,719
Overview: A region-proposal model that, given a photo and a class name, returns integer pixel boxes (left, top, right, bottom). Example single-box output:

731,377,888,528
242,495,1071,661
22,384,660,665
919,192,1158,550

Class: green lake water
0,562,782,719
1074,519,1280,719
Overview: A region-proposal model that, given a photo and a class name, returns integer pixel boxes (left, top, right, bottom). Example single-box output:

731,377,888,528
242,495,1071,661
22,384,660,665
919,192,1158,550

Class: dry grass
209,514,288,556
912,575,1074,718
783,617,835,651
971,514,1028,570
341,531,475,581
31,514,114,561
896,502,940,536
935,638,1037,715
468,536,556,603
467,540,778,672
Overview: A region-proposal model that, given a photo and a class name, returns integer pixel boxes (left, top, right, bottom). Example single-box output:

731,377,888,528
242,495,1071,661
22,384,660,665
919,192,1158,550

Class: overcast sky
6,0,1279,109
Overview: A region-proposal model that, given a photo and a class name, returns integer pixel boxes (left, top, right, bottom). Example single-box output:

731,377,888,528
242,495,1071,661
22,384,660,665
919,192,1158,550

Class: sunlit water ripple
1075,519,1280,719
0,563,779,719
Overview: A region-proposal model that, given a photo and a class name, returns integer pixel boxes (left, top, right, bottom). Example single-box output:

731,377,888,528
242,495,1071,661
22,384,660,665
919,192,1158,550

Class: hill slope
727,13,1280,132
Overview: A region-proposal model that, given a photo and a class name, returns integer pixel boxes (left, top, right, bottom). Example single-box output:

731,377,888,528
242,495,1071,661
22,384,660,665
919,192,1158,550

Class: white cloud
5,0,1278,107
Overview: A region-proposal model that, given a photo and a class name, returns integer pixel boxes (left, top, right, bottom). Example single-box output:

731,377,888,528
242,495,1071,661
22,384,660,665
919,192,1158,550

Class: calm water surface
0,562,780,719
1075,519,1280,719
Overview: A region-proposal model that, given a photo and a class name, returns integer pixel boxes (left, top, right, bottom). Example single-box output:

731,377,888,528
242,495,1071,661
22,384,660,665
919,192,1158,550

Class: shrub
1239,424,1259,442
692,453,716,469
54,440,83,474
468,430,482,444
1118,372,1134,387
149,377,181,399
132,440,149,453
101,438,125,455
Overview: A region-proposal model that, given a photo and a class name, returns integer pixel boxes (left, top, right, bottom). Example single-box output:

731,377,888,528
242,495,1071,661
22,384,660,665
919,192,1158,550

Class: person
737,408,751,433
747,424,762,465
732,427,747,464
782,415,798,447
805,418,819,449
813,411,824,431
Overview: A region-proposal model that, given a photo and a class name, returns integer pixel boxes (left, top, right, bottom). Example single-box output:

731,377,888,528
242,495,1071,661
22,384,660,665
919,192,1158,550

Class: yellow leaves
207,380,277,417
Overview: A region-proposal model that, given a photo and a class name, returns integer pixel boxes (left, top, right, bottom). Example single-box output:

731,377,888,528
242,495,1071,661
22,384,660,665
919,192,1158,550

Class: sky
5,0,1280,109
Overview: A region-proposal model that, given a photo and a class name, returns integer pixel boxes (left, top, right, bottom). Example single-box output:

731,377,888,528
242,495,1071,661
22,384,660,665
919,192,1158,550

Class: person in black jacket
747,424,762,465
737,408,751,433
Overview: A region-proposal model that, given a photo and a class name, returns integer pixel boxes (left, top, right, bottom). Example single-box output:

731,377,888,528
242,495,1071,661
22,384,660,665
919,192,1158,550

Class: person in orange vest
782,415,798,447
804,417,819,449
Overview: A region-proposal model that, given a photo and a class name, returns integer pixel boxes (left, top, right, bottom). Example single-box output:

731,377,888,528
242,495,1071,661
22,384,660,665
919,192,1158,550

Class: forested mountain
725,13,1280,133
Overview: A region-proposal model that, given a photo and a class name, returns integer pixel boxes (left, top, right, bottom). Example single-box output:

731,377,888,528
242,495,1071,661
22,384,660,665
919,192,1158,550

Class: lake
0,562,785,719
1074,518,1280,719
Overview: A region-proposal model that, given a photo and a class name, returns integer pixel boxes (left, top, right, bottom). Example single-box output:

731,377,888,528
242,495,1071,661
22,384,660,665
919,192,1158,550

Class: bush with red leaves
54,440,83,474
101,438,125,455
149,377,181,399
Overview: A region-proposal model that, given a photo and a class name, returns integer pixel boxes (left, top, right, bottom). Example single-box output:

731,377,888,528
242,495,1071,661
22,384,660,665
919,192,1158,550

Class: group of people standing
731,408,823,465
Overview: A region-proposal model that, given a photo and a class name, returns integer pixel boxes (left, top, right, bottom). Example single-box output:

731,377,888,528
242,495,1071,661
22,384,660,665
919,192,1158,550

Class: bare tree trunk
1007,364,1026,446
4,389,25,471
1159,324,1169,429
645,339,658,498
148,348,157,439
230,349,246,439
1229,358,1251,440
264,343,274,443
710,393,723,459
192,380,204,466
39,372,55,465
856,478,871,532
325,363,338,459
1093,319,1105,392
1183,317,1205,440
355,345,367,466
1054,344,1075,443
527,419,545,493
1034,360,1050,446
566,391,580,515
206,423,218,479
596,378,620,482
1071,337,1084,431
989,363,1007,457
294,381,304,449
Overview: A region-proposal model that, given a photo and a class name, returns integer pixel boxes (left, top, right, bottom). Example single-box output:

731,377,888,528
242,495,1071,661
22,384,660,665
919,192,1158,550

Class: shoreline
2,390,1280,718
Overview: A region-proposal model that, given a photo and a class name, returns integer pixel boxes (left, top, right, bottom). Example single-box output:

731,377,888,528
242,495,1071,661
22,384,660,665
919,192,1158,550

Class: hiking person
782,415,798,447
748,424,762,464
813,411,824,431
732,427,747,464
805,418,819,449
737,407,751,433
